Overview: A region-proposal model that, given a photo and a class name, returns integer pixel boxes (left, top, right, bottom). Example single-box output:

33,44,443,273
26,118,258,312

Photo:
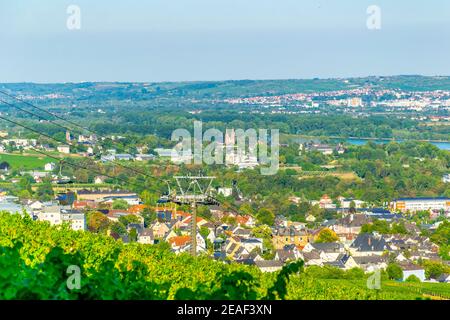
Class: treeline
10,109,444,142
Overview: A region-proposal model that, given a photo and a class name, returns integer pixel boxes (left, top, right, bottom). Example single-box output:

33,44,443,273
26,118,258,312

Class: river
293,136,450,150
342,138,450,151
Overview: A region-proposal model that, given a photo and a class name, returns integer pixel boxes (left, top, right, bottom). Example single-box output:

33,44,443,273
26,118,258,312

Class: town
1,158,449,283
0,77,449,300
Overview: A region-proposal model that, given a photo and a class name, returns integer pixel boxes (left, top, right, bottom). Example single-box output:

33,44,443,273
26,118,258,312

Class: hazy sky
1,0,450,83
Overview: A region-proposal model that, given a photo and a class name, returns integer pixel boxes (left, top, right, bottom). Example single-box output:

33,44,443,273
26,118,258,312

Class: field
297,171,360,181
286,278,450,300
0,153,54,170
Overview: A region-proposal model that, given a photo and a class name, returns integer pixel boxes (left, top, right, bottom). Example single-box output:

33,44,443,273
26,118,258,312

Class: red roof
182,216,205,225
128,204,147,214
73,200,97,209
236,215,251,225
169,236,191,247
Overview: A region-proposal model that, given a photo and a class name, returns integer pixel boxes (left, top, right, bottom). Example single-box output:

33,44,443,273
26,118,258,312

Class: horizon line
1,74,449,86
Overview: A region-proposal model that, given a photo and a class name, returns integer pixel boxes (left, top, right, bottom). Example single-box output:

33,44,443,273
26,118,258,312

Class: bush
405,275,421,283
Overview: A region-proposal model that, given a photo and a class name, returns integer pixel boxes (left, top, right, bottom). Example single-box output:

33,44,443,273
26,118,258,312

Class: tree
142,207,156,227
251,225,272,239
391,222,408,234
129,228,138,242
87,211,110,233
315,228,339,243
36,178,54,201
239,203,255,216
17,190,32,200
110,222,127,236
140,190,158,206
430,221,450,247
386,263,403,280
18,175,34,193
118,214,141,226
112,199,129,210
199,227,210,241
256,208,275,226
197,206,212,220
349,201,356,213
423,260,450,280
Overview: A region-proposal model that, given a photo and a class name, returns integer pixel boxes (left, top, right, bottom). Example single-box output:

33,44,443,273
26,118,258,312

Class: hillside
1,212,449,300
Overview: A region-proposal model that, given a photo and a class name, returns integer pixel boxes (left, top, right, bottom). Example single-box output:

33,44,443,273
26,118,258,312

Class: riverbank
287,134,450,151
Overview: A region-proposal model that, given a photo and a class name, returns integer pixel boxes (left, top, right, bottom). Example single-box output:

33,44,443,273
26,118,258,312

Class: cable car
157,195,169,204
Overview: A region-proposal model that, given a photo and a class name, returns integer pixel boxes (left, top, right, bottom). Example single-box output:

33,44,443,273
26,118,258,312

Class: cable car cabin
157,196,169,204
213,251,226,261
213,238,225,252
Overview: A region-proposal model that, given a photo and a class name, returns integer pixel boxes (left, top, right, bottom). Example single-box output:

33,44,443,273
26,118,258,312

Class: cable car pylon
165,175,218,257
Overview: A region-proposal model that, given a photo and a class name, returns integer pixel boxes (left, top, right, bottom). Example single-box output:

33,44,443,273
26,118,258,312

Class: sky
1,0,450,83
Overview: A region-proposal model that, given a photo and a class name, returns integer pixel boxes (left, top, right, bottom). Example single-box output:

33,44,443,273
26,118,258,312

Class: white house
135,154,156,161
391,197,450,213
240,238,264,252
218,187,233,197
94,176,108,184
254,260,284,273
44,162,56,172
401,264,426,282
38,205,62,225
38,206,86,231
137,229,155,245
338,197,365,209
57,145,71,154
29,200,44,211
61,210,86,231
442,174,450,183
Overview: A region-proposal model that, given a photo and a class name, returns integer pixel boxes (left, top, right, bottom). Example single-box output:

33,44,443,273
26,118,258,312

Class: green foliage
197,206,212,220
0,211,449,300
431,221,450,246
386,263,403,280
142,207,156,227
35,178,54,201
315,228,339,243
0,212,268,300
87,211,110,233
129,228,138,242
118,214,141,226
112,199,129,210
110,222,127,236
361,220,408,235
266,261,304,300
199,227,210,240
405,275,421,283
256,208,275,226
422,260,450,280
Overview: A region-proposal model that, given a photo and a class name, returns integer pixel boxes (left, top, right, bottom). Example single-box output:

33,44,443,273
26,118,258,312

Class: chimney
368,237,372,247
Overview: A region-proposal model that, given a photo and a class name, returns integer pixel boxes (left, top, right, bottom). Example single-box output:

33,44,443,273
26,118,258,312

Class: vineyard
0,212,449,300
